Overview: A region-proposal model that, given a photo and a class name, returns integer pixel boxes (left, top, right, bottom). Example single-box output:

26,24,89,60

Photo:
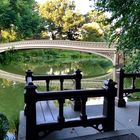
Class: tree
0,0,41,42
1,29,17,42
81,22,104,42
0,0,14,42
97,0,140,72
81,10,109,42
39,0,84,40
85,10,106,23
12,0,41,39
0,0,14,30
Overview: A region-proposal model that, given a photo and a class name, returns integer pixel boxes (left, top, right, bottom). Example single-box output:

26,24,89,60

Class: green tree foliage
97,0,140,72
85,10,106,24
0,0,13,30
16,1,42,39
39,0,84,40
0,0,13,42
81,22,104,42
1,30,17,42
0,0,41,41
0,113,9,139
80,10,110,42
12,0,42,39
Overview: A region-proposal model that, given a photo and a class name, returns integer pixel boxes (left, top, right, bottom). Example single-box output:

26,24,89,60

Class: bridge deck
18,101,140,140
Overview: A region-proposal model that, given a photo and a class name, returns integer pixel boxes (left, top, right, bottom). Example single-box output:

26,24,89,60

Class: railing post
132,77,136,90
58,99,65,123
46,80,50,91
60,78,64,90
26,70,33,83
80,97,87,122
24,70,33,116
75,69,82,89
115,68,126,107
71,69,82,111
103,79,117,131
24,82,38,140
138,102,140,126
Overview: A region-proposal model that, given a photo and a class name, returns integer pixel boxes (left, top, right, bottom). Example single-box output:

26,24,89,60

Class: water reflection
35,59,113,79
1,79,16,88
0,59,112,79
0,78,24,129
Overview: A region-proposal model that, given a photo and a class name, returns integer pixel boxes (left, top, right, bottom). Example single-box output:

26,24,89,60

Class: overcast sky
35,0,91,14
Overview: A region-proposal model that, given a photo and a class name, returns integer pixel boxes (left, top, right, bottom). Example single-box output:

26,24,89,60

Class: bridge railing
0,40,114,48
24,78,117,140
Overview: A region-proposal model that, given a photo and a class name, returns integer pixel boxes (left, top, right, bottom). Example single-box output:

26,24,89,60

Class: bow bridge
0,40,120,66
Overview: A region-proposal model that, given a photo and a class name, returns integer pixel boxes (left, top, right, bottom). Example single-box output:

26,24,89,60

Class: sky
35,0,91,14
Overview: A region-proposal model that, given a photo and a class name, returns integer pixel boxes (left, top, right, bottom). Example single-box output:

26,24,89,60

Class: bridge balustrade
24,71,117,140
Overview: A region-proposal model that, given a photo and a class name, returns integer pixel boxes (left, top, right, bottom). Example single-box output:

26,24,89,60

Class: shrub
0,113,9,139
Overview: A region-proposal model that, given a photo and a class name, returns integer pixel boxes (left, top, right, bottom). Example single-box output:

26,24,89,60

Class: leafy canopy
0,0,41,41
81,10,110,42
97,0,140,72
39,0,84,39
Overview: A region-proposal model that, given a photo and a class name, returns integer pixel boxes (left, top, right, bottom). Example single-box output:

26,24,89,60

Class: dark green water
0,49,113,78
0,79,24,131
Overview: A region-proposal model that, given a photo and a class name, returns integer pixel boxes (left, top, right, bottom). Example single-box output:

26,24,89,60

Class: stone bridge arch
0,40,121,66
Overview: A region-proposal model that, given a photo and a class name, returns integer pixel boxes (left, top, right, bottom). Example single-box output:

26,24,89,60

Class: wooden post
72,69,82,111
138,102,140,126
46,80,50,91
75,69,82,89
26,70,33,83
103,79,117,131
58,99,65,123
24,70,33,116
80,97,87,121
115,68,126,107
60,79,64,90
24,82,38,140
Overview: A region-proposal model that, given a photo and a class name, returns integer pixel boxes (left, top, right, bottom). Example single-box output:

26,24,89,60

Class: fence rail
115,68,140,107
24,70,117,140
115,68,140,126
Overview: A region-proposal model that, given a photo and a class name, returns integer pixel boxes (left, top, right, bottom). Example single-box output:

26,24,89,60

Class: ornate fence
115,68,140,126
25,69,82,111
115,68,140,107
24,70,117,140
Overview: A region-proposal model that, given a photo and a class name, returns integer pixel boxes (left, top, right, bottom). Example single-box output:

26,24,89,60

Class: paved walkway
18,101,140,140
